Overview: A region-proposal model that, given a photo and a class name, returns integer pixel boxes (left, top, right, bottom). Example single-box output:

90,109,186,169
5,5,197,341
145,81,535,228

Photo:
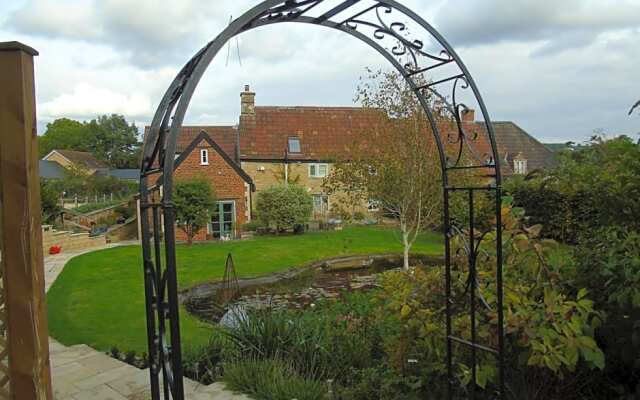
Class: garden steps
46,245,253,400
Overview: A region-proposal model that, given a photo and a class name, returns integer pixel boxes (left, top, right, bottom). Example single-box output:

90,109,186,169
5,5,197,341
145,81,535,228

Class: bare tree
324,69,443,270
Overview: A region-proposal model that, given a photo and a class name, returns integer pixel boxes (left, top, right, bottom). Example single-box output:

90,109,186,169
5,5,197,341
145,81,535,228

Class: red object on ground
49,245,62,255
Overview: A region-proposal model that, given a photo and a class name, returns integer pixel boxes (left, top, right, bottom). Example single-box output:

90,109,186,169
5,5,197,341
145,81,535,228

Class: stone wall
242,161,373,219
42,225,106,255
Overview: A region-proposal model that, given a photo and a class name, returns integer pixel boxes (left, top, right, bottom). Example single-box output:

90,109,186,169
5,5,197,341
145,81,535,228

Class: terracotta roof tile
238,106,383,160
145,107,550,179
176,126,237,157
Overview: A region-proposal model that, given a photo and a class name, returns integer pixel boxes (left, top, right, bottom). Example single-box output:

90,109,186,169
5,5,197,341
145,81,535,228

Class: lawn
47,226,443,353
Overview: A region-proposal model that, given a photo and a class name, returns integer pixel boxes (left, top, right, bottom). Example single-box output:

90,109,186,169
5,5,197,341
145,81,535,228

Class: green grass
47,226,443,353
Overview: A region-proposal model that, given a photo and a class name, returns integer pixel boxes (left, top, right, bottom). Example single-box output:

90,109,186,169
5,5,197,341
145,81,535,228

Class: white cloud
6,0,253,68
10,0,100,40
1,0,638,141
40,83,153,120
435,0,640,51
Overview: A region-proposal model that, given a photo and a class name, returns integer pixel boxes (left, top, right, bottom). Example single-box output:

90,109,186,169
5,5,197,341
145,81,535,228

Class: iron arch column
139,1,504,399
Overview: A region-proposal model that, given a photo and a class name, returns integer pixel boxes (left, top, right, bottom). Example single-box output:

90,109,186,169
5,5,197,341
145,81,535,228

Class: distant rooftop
39,160,65,179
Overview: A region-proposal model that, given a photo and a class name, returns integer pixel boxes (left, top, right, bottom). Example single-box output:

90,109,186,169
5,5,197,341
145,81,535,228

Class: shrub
40,178,62,223
256,184,313,232
222,309,330,378
353,211,365,221
241,220,262,232
378,202,604,397
506,136,640,243
574,227,640,398
174,177,216,244
114,203,134,219
223,358,327,400
182,335,227,385
330,203,352,223
221,294,383,384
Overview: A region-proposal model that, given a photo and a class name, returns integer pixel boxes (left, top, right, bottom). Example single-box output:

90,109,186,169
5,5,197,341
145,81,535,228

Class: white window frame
309,163,328,178
200,149,209,165
514,159,527,174
312,194,329,215
288,137,301,153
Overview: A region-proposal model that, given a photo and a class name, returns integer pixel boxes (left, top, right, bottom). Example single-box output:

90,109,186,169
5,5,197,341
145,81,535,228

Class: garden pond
180,253,444,324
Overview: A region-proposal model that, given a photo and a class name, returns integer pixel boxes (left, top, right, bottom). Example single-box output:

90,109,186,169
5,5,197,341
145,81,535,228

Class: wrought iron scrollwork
140,1,505,399
342,4,453,74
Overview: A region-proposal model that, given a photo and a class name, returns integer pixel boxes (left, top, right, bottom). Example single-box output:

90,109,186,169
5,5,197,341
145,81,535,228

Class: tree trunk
402,230,410,271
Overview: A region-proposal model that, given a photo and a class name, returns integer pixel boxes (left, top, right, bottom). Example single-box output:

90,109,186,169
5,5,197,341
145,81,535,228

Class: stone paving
45,244,252,400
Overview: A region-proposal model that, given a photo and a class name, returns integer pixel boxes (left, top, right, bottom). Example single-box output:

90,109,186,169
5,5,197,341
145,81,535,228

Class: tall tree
86,114,141,168
324,69,443,270
174,178,217,245
38,114,142,168
38,118,92,157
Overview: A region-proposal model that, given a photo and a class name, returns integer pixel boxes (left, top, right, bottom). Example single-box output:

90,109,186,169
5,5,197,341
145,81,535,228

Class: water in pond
182,254,443,324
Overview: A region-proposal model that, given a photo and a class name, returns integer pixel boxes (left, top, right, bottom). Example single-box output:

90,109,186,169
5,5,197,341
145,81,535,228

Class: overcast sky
1,0,639,143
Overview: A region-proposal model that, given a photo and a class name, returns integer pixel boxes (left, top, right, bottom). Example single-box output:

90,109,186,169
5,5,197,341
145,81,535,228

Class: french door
211,201,235,239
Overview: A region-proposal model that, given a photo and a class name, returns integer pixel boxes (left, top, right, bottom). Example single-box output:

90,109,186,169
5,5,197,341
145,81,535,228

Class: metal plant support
139,1,504,399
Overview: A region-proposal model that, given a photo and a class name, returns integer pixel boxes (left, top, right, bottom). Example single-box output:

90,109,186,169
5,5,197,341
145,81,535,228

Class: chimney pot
461,108,475,122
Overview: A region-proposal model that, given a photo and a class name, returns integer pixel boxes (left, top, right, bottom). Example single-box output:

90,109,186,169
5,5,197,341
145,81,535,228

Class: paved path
45,244,252,400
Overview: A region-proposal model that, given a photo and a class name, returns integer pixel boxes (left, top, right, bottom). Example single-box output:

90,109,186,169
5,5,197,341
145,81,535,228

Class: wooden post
136,197,142,242
0,41,53,400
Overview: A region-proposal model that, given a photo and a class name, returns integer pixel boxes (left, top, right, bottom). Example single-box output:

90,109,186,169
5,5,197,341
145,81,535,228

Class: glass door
211,201,235,239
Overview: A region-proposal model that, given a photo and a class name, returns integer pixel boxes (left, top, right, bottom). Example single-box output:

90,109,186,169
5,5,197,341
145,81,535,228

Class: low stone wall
42,225,106,255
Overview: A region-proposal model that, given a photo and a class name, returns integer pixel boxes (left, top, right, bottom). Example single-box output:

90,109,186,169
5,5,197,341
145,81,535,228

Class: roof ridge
181,125,235,128
255,105,367,110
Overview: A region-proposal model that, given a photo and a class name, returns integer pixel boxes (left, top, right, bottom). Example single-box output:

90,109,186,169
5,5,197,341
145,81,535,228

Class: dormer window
513,153,527,174
288,137,301,153
200,149,209,165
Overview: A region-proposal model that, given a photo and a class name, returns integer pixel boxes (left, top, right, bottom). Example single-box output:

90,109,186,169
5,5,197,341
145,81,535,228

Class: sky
1,0,639,143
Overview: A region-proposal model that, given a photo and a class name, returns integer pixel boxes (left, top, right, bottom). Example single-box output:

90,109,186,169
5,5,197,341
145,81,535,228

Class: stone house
153,85,555,240
42,149,108,174
41,149,140,182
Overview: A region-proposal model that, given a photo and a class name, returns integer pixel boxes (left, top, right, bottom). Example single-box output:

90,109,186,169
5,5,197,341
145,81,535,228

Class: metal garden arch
139,1,504,399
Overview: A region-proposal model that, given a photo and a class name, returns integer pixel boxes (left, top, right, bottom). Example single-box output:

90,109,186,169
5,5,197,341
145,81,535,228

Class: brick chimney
240,84,255,116
461,108,475,122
